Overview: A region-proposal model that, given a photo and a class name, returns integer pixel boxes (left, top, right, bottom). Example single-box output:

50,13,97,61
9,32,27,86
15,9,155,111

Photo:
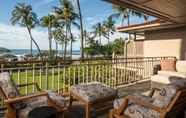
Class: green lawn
10,64,115,95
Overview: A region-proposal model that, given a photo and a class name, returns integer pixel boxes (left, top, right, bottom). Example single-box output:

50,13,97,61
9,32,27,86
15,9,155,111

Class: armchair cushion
0,72,27,110
124,104,160,118
152,85,178,108
114,94,153,109
113,98,125,109
0,72,19,98
48,91,66,107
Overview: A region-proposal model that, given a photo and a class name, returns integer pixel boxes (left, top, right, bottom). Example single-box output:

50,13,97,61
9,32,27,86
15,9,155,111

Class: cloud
0,22,126,51
0,23,81,50
0,23,48,49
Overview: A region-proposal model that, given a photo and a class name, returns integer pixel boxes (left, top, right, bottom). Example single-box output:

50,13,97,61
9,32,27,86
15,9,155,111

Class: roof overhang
117,20,186,34
104,0,186,24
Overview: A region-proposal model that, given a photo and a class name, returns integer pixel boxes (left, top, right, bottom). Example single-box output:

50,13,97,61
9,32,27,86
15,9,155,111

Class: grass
10,64,116,95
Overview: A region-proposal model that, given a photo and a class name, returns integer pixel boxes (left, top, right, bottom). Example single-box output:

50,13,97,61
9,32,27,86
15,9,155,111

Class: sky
0,0,153,50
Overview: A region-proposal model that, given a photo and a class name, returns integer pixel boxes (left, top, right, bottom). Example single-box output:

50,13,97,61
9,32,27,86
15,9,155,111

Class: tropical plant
112,38,125,54
52,27,65,59
103,16,115,44
111,5,149,26
41,14,58,60
54,0,79,60
92,22,106,45
10,3,42,58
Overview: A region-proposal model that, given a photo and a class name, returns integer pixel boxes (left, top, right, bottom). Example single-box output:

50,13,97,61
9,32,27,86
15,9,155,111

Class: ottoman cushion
71,82,117,102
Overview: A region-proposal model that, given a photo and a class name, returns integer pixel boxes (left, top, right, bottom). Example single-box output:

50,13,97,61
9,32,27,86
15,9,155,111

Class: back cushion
152,85,178,108
160,59,176,72
0,72,19,98
176,61,186,73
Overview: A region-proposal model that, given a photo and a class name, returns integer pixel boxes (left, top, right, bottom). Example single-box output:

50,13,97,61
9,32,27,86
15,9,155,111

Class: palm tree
92,22,105,45
11,3,42,58
76,0,84,59
41,14,57,59
52,27,65,59
111,5,148,26
54,0,79,61
103,16,115,44
69,28,76,59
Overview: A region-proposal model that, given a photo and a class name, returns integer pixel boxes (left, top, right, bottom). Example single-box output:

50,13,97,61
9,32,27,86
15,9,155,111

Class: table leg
86,103,91,118
69,94,73,107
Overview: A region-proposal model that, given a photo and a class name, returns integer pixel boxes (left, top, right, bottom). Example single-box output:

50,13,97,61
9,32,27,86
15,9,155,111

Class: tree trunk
48,27,52,60
55,40,58,60
108,32,110,44
26,26,43,61
30,40,33,56
64,24,68,62
76,0,84,59
69,27,73,60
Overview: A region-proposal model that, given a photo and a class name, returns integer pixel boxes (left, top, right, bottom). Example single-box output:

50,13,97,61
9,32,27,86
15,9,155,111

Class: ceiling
105,0,186,24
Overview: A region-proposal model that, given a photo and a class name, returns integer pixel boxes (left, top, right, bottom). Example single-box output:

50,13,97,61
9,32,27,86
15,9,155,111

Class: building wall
127,40,144,57
144,27,186,59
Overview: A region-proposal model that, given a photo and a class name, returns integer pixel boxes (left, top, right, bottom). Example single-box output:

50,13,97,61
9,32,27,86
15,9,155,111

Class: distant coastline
10,49,81,59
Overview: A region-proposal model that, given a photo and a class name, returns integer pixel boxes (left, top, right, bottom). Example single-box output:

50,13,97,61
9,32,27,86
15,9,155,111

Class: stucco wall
144,27,186,59
127,40,144,57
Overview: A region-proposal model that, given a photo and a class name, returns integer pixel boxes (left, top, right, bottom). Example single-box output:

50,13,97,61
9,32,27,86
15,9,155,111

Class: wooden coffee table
70,83,117,118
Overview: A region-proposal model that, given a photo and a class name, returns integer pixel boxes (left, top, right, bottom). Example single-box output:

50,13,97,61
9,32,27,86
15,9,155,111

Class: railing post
25,69,28,95
32,64,35,92
45,62,48,90
57,62,60,93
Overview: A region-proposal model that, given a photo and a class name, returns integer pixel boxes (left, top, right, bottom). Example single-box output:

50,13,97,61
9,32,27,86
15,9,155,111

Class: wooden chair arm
17,82,41,91
5,92,48,104
114,98,129,115
126,95,163,113
149,88,161,97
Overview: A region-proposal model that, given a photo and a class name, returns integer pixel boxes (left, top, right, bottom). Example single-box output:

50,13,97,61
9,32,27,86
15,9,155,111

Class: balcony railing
0,56,175,110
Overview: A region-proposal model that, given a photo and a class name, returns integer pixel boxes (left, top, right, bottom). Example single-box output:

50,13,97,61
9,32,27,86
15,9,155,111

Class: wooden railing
0,56,175,110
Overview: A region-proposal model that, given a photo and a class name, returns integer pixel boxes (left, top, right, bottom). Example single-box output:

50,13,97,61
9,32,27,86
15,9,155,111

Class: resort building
1,0,186,118
110,0,186,60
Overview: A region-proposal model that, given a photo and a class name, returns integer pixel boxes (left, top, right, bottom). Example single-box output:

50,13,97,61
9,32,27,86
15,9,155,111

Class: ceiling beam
103,0,177,23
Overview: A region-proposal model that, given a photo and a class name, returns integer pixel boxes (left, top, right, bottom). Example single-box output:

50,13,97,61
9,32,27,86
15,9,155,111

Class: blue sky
0,0,153,50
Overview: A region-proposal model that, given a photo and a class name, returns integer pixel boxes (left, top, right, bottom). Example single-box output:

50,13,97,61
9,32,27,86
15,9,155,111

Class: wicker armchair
0,72,66,118
109,84,186,118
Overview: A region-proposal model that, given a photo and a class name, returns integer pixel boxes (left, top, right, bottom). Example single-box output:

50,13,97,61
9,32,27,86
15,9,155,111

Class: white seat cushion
151,75,172,84
151,75,186,87
158,71,186,78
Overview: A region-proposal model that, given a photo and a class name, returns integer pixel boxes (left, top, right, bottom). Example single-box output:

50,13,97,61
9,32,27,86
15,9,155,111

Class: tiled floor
61,81,151,118
0,81,151,118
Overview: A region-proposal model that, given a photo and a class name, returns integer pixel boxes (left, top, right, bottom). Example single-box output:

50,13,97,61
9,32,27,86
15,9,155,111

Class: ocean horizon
10,49,81,59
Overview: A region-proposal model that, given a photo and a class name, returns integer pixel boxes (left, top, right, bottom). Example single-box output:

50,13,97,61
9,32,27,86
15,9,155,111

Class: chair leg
86,103,91,118
69,95,73,107
109,109,114,118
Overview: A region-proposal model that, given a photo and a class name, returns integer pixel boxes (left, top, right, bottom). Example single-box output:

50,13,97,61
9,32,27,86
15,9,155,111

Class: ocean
10,49,81,59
